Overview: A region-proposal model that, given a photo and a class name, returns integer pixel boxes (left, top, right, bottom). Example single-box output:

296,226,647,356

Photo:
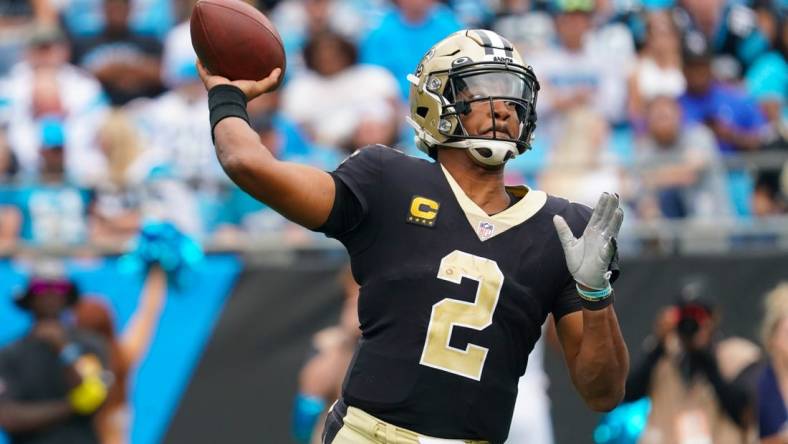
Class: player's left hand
553,192,624,290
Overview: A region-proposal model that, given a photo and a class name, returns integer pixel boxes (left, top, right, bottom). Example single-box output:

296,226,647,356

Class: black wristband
580,290,614,311
208,84,249,142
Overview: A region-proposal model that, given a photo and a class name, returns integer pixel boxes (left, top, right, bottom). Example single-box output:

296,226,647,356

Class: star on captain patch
406,196,439,228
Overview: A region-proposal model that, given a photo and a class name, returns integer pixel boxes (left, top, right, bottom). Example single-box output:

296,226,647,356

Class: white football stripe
482,30,506,50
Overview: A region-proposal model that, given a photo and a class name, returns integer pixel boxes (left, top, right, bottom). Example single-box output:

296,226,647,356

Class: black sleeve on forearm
624,340,665,402
692,349,749,426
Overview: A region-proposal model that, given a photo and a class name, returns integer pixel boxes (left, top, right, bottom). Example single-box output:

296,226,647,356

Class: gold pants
323,399,490,444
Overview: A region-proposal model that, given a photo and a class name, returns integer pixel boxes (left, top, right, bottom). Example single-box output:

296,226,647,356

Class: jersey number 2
419,250,503,380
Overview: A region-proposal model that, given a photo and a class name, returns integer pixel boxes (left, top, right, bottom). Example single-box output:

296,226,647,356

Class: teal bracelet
576,284,612,301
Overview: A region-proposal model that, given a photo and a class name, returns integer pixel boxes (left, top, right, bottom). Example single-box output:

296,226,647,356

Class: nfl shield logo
478,221,495,240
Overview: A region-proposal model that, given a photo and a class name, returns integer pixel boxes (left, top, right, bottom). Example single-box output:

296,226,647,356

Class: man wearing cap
679,32,767,154
0,23,107,186
528,0,633,139
623,280,758,444
9,117,93,246
0,267,111,444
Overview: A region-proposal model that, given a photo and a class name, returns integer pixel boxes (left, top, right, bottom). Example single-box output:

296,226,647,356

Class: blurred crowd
0,0,786,253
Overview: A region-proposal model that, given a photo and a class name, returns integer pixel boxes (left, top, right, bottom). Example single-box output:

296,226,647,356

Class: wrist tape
577,284,614,311
208,84,249,143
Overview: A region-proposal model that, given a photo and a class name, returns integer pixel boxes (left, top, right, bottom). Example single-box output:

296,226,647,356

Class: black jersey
318,145,618,443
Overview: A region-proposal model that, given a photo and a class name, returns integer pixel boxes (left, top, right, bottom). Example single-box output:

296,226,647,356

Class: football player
198,29,628,444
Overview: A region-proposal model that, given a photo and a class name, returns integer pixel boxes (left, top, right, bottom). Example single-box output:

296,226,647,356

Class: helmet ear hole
416,107,429,118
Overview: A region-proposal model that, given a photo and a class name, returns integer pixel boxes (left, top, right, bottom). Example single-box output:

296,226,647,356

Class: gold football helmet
406,30,540,166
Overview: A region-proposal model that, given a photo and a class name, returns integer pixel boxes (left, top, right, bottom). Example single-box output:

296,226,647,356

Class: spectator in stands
672,0,771,77
633,96,732,220
360,0,462,100
0,262,111,444
448,0,495,28
71,0,165,106
271,0,369,79
627,11,685,125
678,32,766,154
0,23,107,186
749,66,787,219
74,265,168,444
0,0,58,74
136,20,218,187
757,282,788,443
11,117,93,247
745,10,786,152
751,175,787,217
60,0,176,41
624,280,758,444
0,129,19,180
493,0,555,58
538,109,624,208
282,30,400,152
89,111,149,248
292,266,360,444
529,0,632,142
101,17,204,238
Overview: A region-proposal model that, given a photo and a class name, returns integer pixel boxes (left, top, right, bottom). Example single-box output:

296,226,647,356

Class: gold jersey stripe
440,165,547,242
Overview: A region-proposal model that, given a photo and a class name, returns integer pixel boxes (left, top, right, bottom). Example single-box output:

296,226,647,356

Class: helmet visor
448,71,534,102
442,70,537,150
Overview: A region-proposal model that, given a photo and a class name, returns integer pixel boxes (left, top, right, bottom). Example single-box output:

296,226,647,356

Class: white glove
553,193,624,290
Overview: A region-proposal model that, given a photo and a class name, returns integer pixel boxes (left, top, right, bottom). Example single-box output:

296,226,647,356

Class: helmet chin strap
407,116,520,166
443,139,519,166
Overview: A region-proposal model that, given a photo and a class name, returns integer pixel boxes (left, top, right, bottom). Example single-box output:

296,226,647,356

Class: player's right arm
197,60,335,229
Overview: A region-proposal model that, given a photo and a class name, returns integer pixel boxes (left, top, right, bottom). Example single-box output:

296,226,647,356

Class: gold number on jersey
419,250,504,380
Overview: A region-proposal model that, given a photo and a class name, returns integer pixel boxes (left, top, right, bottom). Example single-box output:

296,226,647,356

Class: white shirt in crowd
632,57,686,101
0,61,107,185
530,26,634,128
281,64,399,148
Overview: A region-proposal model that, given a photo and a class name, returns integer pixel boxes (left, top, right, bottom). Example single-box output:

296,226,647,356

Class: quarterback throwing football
199,29,628,444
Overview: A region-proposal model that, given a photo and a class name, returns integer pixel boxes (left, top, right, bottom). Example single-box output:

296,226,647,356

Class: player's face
454,72,528,142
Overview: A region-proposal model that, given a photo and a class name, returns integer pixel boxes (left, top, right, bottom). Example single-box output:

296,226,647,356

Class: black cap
676,275,716,312
13,261,79,310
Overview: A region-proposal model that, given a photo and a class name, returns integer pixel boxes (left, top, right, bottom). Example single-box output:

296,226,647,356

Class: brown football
190,0,286,85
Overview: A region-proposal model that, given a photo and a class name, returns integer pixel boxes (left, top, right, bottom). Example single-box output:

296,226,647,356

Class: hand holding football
190,0,286,86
